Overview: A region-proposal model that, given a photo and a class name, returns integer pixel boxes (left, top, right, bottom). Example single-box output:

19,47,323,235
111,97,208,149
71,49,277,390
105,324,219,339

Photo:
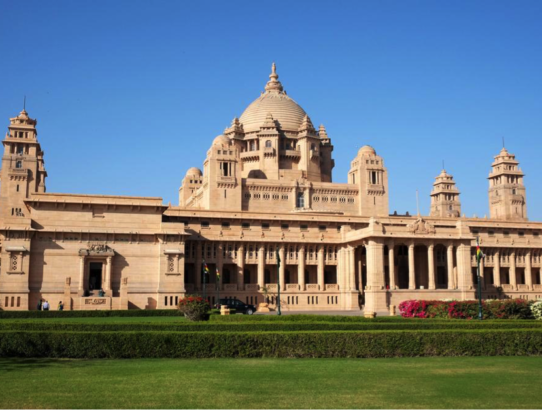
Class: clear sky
1,0,541,219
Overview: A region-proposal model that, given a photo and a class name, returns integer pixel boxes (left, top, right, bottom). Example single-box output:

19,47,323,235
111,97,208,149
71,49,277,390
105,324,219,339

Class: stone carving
407,217,436,235
85,298,107,305
89,243,109,253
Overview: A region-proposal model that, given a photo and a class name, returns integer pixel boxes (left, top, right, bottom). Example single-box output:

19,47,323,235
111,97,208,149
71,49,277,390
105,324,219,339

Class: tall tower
488,147,527,221
430,169,461,217
348,145,389,217
0,108,47,220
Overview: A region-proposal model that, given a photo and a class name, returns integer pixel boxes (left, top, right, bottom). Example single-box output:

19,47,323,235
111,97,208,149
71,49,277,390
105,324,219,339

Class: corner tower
348,145,389,216
0,108,47,220
488,147,527,220
430,169,461,217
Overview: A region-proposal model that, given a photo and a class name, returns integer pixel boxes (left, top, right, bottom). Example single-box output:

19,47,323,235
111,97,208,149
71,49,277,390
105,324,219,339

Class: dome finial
265,62,284,93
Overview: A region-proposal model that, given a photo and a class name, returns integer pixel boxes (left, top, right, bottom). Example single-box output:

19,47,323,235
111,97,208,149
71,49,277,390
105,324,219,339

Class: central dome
239,64,307,133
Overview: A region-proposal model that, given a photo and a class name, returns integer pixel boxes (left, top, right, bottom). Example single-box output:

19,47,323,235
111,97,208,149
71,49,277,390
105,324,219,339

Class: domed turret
186,167,202,177
212,135,231,146
358,145,376,156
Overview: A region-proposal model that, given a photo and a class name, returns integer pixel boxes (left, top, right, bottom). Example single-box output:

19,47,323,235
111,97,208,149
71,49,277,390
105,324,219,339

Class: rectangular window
221,222,230,229
519,231,525,237
488,231,495,237
201,221,210,228
472,230,479,234
261,223,270,230
534,232,540,237
503,231,510,237
281,224,289,230
318,225,327,232
242,222,250,229
300,224,308,231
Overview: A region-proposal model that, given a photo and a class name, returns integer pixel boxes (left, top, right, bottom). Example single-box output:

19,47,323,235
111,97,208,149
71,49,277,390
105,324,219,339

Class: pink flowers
398,299,533,319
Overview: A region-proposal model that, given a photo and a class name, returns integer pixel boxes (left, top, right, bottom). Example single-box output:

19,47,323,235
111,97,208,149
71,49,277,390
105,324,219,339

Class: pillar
408,243,416,290
349,246,356,291
78,255,85,296
526,250,533,290
493,250,501,287
279,245,285,291
447,244,455,289
237,244,245,291
364,239,387,314
195,242,202,291
298,245,305,291
388,243,395,290
510,250,517,290
479,254,485,290
428,244,435,290
217,242,224,291
105,256,112,292
456,243,474,299
258,244,265,289
317,245,325,291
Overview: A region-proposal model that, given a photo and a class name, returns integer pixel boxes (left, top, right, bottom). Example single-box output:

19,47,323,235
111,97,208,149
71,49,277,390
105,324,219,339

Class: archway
414,245,429,289
396,244,409,289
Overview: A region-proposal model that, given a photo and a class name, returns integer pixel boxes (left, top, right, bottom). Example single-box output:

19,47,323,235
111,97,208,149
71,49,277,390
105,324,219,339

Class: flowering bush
177,295,210,321
398,299,534,320
531,301,542,320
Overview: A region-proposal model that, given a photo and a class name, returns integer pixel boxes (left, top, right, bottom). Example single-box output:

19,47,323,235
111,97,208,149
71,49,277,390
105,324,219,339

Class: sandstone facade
1,64,541,312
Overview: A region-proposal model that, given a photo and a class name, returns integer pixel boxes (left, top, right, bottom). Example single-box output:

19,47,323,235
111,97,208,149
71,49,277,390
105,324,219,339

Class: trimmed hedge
1,329,541,358
1,320,541,333
0,309,182,319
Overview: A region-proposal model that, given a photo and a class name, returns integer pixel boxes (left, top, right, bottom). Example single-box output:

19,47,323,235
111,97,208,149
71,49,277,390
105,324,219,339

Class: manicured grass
0,316,187,324
0,357,540,408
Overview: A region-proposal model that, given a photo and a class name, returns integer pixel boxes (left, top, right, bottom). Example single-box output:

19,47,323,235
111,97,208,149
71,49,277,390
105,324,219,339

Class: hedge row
399,299,534,319
1,320,541,333
0,309,182,319
1,329,541,358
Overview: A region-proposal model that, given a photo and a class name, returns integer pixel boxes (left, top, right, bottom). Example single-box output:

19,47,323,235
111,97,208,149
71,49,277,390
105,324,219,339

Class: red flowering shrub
398,299,533,320
177,295,210,321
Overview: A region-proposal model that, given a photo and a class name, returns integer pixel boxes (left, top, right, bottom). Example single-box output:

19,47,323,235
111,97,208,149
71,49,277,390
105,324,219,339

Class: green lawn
0,357,540,409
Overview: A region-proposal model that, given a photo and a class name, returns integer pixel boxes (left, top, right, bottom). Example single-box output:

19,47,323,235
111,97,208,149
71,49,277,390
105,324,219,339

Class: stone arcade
1,64,541,312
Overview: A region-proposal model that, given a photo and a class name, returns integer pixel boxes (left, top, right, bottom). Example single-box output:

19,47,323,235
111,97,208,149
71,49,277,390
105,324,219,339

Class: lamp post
476,237,484,320
216,268,220,307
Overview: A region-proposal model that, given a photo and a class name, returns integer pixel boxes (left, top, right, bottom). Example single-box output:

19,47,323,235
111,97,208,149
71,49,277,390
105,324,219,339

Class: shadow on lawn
0,358,94,373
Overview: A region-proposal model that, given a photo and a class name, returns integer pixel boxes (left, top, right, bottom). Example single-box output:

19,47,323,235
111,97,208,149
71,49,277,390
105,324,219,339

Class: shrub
1,329,541,358
399,299,534,320
531,301,542,320
177,295,210,321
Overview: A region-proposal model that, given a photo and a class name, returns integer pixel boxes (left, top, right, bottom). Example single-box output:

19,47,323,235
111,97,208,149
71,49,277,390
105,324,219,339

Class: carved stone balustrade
286,284,299,291
224,284,238,291
325,284,339,291
306,284,319,291
245,284,259,291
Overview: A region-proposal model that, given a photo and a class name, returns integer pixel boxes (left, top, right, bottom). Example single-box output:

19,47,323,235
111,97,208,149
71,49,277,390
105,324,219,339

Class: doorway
89,262,103,291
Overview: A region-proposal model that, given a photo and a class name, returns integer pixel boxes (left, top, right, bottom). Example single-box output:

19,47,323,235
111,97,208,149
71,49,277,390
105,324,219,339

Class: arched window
265,140,272,148
297,192,304,208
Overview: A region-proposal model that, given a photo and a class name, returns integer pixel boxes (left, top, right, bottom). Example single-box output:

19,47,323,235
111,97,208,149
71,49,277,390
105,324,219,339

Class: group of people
37,299,64,311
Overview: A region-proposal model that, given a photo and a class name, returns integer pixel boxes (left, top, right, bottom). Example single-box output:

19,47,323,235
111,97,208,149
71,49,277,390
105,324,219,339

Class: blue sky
1,1,542,218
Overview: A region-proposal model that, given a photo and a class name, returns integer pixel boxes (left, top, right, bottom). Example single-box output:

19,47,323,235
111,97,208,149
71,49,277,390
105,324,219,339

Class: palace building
1,64,541,312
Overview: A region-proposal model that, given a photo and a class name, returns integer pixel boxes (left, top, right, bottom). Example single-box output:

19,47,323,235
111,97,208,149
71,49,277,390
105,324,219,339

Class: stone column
479,254,485,290
493,250,501,287
428,244,435,290
258,243,265,290
105,256,112,292
78,255,85,296
279,245,285,291
217,242,224,291
349,246,356,291
237,244,245,291
456,243,474,299
447,244,455,289
174,254,180,274
298,245,306,291
364,239,387,314
195,242,202,291
388,243,396,290
317,245,325,291
526,250,533,290
408,243,416,290
510,250,517,290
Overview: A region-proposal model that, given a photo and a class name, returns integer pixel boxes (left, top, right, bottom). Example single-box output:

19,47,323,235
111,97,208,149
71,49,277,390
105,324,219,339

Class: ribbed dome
239,63,307,133
212,135,231,146
358,145,376,156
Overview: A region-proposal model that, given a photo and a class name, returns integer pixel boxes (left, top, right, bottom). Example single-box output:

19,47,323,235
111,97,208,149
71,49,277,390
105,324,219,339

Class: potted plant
177,295,210,321
258,286,271,312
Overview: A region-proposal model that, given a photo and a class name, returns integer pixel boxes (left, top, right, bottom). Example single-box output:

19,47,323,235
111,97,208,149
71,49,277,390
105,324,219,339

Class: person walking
43,300,50,311
58,301,64,311
37,299,42,311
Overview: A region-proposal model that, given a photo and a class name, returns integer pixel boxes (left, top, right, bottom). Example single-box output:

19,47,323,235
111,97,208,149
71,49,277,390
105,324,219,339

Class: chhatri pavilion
1,64,540,312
